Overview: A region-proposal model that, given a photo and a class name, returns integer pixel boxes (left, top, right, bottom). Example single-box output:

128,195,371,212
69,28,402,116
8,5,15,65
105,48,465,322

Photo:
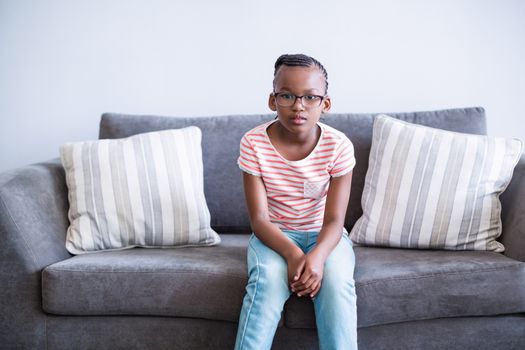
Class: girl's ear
268,93,277,111
322,95,332,113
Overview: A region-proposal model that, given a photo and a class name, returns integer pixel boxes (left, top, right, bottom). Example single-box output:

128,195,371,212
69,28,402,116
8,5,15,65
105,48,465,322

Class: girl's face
269,65,331,135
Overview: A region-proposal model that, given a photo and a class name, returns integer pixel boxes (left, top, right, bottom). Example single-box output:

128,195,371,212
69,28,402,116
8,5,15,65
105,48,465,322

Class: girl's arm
291,171,353,298
242,172,305,283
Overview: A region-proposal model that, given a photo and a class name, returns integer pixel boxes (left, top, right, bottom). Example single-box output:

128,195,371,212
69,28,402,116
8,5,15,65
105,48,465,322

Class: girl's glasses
273,92,325,108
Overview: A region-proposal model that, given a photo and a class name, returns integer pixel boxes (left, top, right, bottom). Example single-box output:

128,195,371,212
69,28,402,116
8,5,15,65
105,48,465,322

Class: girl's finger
297,276,317,296
291,271,311,289
302,276,317,290
310,282,322,298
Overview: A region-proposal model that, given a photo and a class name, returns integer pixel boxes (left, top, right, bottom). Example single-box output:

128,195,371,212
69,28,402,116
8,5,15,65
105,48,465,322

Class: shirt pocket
303,180,329,199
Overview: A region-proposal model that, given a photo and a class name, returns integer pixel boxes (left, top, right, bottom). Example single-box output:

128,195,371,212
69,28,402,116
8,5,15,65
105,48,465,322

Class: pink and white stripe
238,120,355,232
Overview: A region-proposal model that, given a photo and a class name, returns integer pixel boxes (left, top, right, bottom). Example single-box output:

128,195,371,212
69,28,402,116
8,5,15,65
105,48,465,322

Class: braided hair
273,54,328,93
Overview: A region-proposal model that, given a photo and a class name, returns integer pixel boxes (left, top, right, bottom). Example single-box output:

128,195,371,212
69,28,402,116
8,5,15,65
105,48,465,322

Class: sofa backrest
99,107,487,233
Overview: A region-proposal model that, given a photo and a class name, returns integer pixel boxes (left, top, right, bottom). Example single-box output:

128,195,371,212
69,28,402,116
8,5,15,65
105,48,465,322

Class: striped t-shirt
238,120,356,232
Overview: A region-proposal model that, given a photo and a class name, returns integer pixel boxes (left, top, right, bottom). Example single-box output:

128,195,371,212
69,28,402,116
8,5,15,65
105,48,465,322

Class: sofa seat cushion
42,234,249,322
43,233,525,328
285,246,525,328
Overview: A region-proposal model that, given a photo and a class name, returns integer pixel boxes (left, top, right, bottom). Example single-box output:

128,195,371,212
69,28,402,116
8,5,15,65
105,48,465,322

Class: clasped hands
287,248,325,300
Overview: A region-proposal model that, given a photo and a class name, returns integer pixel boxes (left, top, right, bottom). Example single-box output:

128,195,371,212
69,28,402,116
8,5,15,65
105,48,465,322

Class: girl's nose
292,97,305,111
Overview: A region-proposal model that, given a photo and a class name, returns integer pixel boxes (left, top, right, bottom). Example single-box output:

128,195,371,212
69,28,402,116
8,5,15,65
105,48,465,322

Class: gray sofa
1,107,524,350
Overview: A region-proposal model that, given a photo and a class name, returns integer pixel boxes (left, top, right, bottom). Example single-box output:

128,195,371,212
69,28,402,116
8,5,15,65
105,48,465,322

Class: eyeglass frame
272,92,327,108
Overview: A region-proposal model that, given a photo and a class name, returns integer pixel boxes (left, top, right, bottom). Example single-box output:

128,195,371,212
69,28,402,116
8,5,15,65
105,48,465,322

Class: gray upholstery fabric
285,246,525,328
99,107,487,233
0,159,71,348
0,159,71,266
45,316,319,350
357,314,525,350
100,113,273,233
43,234,249,321
43,234,525,328
3,107,524,349
44,314,525,350
500,154,525,262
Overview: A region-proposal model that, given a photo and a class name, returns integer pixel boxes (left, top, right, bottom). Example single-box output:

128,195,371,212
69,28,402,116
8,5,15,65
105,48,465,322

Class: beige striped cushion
60,127,221,254
350,115,522,251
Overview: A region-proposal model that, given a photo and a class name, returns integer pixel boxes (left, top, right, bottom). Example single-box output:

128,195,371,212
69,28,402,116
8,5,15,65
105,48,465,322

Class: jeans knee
321,238,356,295
256,261,288,290
247,236,289,291
320,267,356,299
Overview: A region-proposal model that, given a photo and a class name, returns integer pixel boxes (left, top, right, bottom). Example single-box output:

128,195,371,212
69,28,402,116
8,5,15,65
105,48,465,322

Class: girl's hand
290,249,325,299
286,248,306,287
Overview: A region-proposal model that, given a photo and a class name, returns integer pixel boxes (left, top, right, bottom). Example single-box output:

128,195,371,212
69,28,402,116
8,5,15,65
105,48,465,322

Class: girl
235,54,357,350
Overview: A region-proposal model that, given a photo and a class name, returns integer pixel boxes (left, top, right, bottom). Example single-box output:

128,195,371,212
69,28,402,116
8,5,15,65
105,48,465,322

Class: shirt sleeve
329,136,356,177
238,134,262,177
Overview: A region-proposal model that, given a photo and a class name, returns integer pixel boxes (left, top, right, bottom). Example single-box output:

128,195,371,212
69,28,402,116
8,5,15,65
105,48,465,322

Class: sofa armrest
0,159,71,348
500,154,525,262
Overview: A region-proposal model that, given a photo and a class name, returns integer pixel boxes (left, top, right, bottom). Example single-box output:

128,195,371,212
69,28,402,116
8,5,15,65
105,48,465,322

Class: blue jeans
234,230,358,350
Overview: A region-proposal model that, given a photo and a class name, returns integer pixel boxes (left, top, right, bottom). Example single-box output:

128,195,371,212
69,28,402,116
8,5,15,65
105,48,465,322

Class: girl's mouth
292,115,307,125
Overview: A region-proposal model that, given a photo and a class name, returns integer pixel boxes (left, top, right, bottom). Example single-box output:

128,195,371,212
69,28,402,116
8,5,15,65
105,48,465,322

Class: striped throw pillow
60,127,221,254
350,115,522,251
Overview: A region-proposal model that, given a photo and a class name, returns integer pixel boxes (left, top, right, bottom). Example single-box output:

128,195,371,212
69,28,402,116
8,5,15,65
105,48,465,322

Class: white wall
1,0,524,172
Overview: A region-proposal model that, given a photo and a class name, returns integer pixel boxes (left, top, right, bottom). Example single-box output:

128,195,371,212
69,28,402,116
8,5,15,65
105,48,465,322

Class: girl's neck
267,121,321,162
273,120,320,145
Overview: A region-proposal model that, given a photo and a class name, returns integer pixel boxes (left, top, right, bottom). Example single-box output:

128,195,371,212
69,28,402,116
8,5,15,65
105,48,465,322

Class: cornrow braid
273,54,328,93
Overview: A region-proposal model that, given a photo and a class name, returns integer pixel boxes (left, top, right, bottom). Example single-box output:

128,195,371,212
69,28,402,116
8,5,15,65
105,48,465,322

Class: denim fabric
235,231,357,350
